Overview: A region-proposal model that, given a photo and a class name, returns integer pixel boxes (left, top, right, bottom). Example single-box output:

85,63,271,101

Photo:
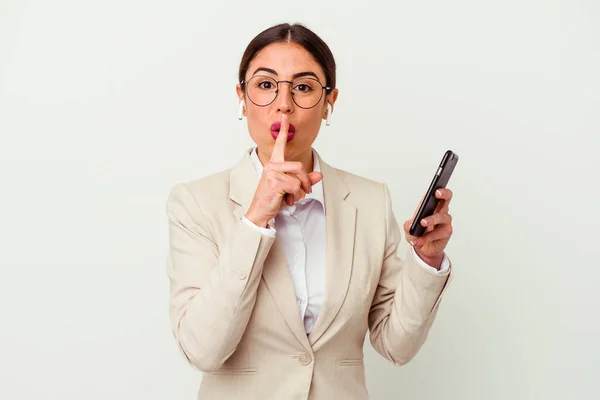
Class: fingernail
421,219,428,226
436,189,442,197
411,239,418,246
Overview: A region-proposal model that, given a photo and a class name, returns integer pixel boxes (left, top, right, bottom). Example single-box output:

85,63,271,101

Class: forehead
247,42,326,80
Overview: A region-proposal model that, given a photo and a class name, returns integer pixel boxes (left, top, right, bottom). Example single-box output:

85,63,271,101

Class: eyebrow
251,67,321,81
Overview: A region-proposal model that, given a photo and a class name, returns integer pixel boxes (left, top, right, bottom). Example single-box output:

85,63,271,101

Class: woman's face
237,42,338,163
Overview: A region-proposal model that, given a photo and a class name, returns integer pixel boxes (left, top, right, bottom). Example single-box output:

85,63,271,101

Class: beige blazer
166,147,453,400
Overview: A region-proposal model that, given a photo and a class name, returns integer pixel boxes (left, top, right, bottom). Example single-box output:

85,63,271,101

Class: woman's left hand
403,188,454,268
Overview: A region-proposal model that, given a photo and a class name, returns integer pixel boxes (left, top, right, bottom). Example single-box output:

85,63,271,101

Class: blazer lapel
230,148,312,351
230,148,259,221
262,238,312,351
308,152,356,346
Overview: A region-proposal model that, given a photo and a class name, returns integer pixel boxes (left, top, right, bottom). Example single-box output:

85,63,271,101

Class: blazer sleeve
166,183,276,372
368,183,453,366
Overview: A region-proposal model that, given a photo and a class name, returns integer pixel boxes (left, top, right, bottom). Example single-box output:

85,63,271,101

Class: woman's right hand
244,114,323,228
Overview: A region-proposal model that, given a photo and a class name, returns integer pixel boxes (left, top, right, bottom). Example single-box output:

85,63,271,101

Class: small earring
238,100,245,120
326,104,332,126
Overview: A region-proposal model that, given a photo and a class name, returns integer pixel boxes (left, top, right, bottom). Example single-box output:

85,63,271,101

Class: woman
166,23,454,400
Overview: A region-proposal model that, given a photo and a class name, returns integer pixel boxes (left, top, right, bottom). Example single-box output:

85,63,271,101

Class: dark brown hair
238,23,336,95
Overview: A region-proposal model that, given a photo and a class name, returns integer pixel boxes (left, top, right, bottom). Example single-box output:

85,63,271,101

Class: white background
1,0,599,399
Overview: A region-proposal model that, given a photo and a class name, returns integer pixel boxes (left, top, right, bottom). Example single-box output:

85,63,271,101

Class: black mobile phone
409,150,459,237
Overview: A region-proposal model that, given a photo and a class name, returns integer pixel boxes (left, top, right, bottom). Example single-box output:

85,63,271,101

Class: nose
275,81,294,114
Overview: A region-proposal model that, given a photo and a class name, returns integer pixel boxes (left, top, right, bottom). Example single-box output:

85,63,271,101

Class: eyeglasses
241,75,331,109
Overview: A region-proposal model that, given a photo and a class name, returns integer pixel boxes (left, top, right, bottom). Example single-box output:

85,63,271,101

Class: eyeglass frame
240,75,332,109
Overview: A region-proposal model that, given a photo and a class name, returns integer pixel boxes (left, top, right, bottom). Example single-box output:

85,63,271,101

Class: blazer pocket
206,367,259,375
340,359,364,366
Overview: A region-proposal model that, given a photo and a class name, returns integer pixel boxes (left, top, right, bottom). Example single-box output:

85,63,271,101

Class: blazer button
298,353,312,365
238,272,247,280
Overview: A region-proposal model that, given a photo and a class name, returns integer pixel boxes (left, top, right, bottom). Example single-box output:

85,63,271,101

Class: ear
323,88,339,119
236,83,246,116
236,83,245,102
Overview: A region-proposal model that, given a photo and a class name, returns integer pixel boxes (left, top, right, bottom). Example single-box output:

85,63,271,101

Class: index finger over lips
270,113,289,163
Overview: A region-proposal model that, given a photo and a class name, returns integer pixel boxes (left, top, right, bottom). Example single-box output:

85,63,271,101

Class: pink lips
270,121,296,142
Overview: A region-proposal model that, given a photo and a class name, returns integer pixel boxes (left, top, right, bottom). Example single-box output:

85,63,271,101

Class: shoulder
184,168,232,197
331,166,388,202
326,165,397,225
166,168,232,214
335,168,384,190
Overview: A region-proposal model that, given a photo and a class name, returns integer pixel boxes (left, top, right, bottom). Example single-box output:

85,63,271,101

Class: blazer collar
230,147,260,218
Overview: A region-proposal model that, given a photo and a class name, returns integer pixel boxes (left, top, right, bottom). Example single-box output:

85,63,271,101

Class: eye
294,83,313,93
258,81,274,90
